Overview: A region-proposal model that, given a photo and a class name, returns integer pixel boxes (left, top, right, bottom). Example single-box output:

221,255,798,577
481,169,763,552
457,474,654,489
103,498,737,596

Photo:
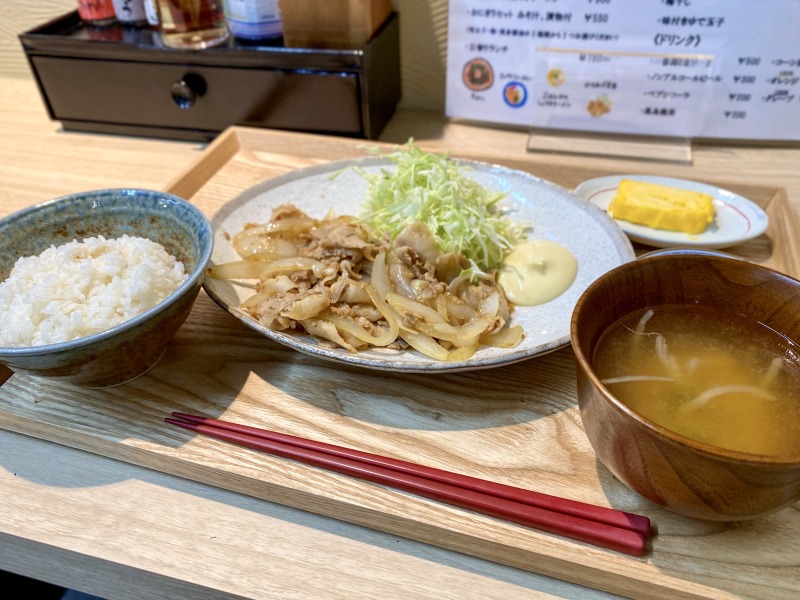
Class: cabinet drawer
32,56,363,136
21,11,400,141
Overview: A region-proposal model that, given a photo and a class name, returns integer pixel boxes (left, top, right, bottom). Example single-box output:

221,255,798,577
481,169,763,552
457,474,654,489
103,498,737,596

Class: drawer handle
171,73,207,109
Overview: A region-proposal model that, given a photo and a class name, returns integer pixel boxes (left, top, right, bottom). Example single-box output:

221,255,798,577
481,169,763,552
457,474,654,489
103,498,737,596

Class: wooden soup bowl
570,250,800,520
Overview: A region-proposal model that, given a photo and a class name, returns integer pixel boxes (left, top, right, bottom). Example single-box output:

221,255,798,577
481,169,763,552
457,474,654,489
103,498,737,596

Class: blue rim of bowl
0,189,213,357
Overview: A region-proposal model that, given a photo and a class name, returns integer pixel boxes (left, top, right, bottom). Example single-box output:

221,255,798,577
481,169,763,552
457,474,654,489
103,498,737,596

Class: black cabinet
20,12,401,142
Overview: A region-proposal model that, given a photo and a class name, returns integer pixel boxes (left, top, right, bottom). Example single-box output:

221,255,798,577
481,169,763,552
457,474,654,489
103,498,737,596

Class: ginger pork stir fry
210,204,523,360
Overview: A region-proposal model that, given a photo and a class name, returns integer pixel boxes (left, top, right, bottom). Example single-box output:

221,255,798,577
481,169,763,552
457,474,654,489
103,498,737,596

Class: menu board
445,0,800,140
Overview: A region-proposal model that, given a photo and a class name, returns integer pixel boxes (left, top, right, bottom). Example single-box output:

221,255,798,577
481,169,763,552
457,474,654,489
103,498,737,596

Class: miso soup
592,304,800,456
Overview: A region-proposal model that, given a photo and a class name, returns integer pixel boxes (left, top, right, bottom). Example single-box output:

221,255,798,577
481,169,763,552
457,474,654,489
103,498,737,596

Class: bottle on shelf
222,0,282,41
112,0,148,26
143,0,160,27
76,0,117,25
155,0,229,49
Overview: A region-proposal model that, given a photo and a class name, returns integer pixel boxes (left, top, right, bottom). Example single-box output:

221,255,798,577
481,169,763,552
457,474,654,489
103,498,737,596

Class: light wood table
1,75,798,600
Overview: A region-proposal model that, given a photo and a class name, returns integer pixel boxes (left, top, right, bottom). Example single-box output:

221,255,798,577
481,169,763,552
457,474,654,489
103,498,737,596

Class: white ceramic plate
574,174,769,250
204,158,635,373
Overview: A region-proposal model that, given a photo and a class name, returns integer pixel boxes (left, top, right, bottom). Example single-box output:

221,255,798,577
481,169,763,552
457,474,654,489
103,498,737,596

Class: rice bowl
0,188,213,388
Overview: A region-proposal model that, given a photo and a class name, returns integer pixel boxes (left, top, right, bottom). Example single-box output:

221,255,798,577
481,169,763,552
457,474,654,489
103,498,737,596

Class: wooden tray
1,127,799,600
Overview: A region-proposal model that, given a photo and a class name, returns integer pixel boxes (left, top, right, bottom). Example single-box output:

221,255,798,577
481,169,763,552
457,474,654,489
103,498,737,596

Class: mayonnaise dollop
498,240,578,306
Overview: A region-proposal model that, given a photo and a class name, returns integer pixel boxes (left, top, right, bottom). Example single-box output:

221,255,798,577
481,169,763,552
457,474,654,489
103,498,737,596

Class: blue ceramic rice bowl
0,189,213,388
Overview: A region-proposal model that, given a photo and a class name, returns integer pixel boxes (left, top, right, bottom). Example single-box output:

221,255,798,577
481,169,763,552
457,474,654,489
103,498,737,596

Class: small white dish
203,157,635,373
574,175,769,249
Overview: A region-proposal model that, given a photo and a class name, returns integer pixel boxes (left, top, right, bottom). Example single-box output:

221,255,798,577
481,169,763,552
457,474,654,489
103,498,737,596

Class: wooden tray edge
764,188,800,278
0,408,723,600
164,128,243,200
167,126,798,281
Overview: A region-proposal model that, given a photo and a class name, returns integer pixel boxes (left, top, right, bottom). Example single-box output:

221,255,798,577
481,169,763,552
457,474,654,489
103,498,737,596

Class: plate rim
574,174,770,250
203,157,635,373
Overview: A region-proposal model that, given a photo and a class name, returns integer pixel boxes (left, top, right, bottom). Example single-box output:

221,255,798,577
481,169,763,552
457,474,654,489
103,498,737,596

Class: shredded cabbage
358,141,526,275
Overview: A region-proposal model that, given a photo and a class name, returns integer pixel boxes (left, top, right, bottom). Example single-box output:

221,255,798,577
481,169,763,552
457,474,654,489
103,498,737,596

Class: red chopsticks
166,412,651,556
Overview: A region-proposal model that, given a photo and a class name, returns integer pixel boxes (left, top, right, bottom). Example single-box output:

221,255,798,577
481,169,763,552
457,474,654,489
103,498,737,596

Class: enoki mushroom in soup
592,304,800,456
209,204,523,361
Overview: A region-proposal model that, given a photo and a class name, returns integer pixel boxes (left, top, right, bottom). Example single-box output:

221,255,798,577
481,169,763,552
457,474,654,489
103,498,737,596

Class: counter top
1,75,798,600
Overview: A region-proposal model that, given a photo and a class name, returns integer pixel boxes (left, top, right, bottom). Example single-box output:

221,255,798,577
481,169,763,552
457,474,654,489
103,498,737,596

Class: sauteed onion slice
209,206,523,361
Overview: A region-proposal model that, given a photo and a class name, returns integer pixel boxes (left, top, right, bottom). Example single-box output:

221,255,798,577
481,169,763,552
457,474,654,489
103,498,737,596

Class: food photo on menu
1,1,800,599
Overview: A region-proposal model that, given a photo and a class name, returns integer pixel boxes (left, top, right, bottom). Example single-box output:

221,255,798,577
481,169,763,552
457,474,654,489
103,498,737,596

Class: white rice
0,235,188,347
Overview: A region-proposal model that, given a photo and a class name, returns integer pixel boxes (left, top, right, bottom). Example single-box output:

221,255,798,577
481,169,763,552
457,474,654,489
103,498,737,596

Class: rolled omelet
608,179,715,234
